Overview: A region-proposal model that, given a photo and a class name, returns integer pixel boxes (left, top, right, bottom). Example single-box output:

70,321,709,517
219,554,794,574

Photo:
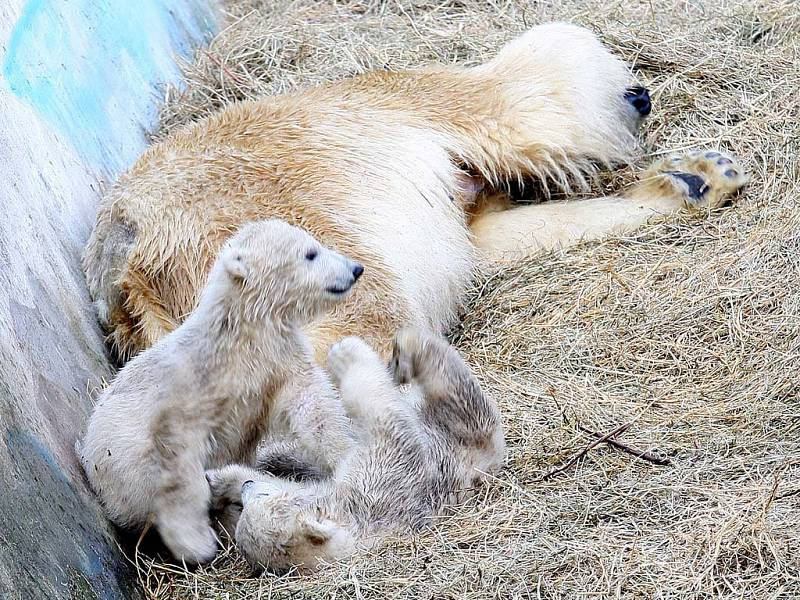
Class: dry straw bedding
137,1,800,598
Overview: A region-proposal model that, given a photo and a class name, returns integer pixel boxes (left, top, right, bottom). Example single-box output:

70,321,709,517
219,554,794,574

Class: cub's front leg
269,373,355,475
151,416,219,564
327,336,399,432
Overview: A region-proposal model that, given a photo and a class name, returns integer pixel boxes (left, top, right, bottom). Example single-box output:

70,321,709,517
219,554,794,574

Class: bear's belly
336,125,476,334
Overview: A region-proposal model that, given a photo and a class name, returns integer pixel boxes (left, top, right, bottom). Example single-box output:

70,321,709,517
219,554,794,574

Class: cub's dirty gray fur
78,219,363,564
207,328,505,573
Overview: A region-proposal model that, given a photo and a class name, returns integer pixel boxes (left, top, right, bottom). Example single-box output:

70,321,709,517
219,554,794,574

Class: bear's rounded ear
301,519,332,547
222,249,249,283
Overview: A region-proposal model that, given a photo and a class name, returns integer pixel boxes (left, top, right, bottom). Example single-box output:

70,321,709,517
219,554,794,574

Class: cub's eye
305,250,318,261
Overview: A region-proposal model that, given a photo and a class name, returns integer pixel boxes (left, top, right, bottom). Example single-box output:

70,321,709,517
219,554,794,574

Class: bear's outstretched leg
629,150,748,210
471,151,748,261
390,328,504,470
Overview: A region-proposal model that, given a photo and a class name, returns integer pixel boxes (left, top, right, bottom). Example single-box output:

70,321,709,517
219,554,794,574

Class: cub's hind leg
471,151,748,261
390,328,505,473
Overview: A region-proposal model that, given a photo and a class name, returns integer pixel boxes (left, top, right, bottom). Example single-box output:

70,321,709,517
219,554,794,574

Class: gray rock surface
0,1,216,596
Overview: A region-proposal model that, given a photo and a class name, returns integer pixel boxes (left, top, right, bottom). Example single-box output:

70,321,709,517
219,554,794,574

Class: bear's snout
325,260,363,296
624,86,651,117
351,263,364,280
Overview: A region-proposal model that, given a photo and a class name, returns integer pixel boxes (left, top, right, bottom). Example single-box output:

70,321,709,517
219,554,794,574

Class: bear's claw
664,172,710,201
648,150,748,210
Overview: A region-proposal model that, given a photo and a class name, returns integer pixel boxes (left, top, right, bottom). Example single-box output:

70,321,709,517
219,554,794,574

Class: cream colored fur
472,150,749,260
83,23,662,363
206,329,505,574
77,220,362,564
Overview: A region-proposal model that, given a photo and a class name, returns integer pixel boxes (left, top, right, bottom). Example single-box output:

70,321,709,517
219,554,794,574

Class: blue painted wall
0,0,216,597
3,0,214,176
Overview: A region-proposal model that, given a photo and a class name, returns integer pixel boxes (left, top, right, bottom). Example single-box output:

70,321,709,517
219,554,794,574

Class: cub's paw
327,336,378,385
390,328,429,385
645,150,748,210
162,521,219,565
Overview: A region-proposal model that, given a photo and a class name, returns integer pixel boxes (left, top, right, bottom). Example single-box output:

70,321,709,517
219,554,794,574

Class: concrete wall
0,1,216,597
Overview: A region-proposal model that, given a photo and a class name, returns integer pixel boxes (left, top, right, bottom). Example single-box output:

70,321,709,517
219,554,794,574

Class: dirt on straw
139,1,800,598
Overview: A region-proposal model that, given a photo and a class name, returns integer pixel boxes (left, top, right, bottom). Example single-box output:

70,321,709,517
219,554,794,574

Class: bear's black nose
352,264,364,280
624,86,651,117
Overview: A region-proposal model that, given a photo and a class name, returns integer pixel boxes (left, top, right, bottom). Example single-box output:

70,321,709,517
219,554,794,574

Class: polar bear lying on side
78,220,363,564
85,22,747,366
79,17,751,568
206,328,505,573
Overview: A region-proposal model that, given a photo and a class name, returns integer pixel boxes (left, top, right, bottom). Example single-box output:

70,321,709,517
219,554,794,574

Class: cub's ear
301,519,333,547
222,249,249,282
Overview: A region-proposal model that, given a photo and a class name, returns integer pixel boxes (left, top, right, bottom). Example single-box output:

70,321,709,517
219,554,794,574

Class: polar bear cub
78,219,363,564
208,328,505,573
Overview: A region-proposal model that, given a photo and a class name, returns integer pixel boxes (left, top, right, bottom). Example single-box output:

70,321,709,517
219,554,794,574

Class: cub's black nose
352,264,364,280
624,86,651,117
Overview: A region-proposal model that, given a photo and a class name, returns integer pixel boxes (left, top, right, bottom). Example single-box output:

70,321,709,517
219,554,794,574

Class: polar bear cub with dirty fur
78,219,363,564
207,328,505,573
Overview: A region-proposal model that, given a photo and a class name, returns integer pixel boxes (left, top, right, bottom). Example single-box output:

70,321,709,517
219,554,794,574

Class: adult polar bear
85,23,746,361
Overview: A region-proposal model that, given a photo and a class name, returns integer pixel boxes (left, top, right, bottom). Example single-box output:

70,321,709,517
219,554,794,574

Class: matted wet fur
82,22,746,365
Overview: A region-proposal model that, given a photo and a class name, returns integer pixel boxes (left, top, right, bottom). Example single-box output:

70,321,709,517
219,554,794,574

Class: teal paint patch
2,0,215,176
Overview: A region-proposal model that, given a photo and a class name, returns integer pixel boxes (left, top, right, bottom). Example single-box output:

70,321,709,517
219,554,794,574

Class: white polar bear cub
208,328,506,573
78,219,362,564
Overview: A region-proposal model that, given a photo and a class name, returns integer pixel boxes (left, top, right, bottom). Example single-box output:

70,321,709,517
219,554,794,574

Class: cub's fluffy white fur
207,329,505,573
78,220,362,563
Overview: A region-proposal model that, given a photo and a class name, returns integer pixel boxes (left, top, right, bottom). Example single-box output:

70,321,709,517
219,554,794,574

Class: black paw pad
666,171,709,201
624,86,652,117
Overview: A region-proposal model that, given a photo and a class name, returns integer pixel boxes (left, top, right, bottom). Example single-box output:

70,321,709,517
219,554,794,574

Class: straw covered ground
137,1,799,598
